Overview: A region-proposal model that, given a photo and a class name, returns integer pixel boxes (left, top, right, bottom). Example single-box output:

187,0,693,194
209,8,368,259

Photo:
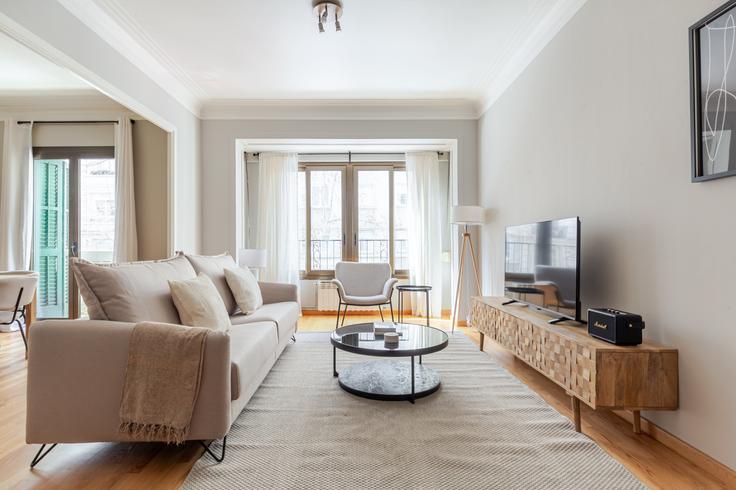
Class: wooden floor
0,315,731,489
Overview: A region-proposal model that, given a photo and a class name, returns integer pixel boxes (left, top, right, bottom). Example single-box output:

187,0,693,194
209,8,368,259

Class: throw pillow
169,273,231,331
224,267,263,314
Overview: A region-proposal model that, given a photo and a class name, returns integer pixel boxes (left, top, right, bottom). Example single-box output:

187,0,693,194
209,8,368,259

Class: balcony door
33,147,115,319
297,162,407,278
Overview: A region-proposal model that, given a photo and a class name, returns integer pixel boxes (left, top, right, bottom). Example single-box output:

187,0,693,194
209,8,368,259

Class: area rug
183,332,644,489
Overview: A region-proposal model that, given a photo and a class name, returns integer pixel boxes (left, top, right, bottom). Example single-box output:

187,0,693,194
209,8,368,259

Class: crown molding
200,99,482,121
478,0,588,116
57,0,205,117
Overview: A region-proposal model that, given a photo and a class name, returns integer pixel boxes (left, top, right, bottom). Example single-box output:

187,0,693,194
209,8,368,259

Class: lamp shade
450,205,486,225
237,249,267,268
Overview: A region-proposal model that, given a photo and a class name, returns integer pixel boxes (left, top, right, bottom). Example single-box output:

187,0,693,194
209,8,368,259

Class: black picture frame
689,0,736,182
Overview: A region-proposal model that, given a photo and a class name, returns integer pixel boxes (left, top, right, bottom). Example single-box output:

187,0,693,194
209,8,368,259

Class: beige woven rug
183,332,644,489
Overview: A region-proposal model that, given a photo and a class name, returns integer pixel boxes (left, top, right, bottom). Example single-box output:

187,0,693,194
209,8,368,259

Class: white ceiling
60,0,587,117
0,32,93,93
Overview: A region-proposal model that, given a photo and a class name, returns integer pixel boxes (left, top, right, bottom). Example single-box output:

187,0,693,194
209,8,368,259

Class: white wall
201,119,478,315
479,0,736,469
0,0,200,252
201,119,478,255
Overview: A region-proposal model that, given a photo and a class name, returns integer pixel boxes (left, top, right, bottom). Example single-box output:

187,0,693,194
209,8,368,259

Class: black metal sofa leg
199,436,227,463
30,443,58,468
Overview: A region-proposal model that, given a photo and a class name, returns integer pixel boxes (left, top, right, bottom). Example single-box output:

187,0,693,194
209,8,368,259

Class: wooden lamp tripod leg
451,233,469,334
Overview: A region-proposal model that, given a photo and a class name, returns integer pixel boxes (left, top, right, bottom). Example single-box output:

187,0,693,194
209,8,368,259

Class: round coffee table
330,322,448,403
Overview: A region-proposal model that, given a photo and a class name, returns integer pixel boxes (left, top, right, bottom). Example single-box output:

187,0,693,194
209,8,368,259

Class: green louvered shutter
34,159,67,318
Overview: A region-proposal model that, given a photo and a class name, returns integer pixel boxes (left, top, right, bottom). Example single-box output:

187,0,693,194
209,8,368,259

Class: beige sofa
26,253,299,455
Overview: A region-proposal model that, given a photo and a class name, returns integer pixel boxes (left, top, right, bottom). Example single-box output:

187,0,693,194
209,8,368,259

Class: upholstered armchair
0,271,39,355
331,261,398,328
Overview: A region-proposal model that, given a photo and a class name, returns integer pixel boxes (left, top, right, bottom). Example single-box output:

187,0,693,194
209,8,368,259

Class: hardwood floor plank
0,316,730,489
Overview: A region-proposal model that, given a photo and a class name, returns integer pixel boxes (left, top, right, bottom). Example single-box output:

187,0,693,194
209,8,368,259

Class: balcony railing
300,239,408,271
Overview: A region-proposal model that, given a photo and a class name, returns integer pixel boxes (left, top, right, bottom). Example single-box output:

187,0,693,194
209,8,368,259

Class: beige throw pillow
169,273,231,332
224,267,263,315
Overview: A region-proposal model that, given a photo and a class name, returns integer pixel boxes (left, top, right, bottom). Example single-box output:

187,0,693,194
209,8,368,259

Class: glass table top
330,322,449,357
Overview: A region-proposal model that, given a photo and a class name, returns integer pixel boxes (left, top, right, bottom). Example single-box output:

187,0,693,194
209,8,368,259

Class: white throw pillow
169,273,231,331
224,267,263,314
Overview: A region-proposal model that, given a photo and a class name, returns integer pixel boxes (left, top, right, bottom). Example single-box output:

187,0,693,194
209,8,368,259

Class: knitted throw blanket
118,321,209,444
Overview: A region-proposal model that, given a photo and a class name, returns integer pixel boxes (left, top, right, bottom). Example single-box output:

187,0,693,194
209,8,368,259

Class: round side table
396,285,432,327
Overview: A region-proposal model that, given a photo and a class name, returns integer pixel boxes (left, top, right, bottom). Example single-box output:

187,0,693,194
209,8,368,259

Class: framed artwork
690,0,736,182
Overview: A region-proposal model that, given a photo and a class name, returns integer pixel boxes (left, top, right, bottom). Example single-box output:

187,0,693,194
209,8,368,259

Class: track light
312,0,343,33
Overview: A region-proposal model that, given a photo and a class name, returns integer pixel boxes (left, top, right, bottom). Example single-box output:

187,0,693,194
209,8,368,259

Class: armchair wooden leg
335,302,342,330
16,318,28,355
378,305,384,321
390,299,395,323
341,304,348,326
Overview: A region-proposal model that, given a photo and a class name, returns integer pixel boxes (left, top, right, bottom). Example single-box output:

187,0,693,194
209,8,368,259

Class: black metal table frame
331,325,448,404
396,285,432,327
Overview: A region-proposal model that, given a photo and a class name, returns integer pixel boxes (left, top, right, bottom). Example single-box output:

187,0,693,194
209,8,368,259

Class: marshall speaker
587,308,645,346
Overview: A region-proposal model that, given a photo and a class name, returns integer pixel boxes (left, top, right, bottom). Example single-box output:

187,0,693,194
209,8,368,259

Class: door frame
33,146,115,319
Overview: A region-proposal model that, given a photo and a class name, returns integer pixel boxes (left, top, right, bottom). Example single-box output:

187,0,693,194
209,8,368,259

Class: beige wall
32,123,114,146
479,0,735,469
25,121,169,260
132,120,169,260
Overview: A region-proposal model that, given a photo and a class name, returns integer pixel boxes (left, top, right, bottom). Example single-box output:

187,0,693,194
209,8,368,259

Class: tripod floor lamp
450,205,486,333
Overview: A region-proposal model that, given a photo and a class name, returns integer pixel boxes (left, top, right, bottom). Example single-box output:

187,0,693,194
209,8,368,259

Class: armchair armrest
26,319,231,443
330,279,346,301
258,281,299,304
382,277,399,299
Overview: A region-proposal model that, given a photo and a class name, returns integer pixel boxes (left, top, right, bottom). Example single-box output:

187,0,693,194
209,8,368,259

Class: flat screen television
504,217,581,322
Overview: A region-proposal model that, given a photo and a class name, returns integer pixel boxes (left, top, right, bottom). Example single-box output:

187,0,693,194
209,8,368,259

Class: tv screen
504,217,580,321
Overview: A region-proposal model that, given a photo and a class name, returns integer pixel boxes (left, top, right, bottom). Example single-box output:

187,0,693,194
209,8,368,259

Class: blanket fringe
118,420,189,445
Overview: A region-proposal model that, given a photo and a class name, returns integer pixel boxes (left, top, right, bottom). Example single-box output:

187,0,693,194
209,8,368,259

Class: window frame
32,146,115,320
299,161,407,280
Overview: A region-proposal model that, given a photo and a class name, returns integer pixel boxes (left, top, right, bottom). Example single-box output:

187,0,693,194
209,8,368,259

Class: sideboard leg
632,410,642,434
479,332,485,352
571,396,581,432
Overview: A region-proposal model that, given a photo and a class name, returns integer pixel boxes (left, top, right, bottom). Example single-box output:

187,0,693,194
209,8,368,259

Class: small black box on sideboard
587,308,645,346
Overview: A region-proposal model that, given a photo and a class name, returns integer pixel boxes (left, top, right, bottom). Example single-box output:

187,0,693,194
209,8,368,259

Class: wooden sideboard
470,296,678,433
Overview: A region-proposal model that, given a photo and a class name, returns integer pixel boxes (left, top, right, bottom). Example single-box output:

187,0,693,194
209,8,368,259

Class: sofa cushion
230,301,299,341
224,267,263,314
72,254,196,323
184,253,238,315
169,274,231,332
228,321,278,401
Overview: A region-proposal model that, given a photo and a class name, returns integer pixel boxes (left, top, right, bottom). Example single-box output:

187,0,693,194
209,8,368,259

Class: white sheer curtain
0,120,33,271
113,118,138,262
406,151,444,316
255,152,299,285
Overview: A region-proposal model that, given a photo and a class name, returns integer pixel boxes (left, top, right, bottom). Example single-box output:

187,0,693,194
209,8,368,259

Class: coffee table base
337,360,441,402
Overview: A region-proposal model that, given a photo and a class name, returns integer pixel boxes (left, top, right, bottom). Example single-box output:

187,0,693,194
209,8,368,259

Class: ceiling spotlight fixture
312,0,343,33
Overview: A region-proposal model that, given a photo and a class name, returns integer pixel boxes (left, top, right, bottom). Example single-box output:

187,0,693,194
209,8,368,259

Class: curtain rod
249,151,445,156
16,120,135,125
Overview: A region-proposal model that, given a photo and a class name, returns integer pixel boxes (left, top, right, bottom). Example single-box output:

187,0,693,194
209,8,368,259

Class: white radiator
316,281,376,311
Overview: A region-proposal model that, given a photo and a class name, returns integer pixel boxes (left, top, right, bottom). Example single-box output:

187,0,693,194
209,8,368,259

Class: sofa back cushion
184,253,238,315
72,254,197,323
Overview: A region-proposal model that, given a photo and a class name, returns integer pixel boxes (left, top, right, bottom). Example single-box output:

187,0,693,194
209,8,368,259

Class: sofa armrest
26,319,231,444
258,281,299,304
